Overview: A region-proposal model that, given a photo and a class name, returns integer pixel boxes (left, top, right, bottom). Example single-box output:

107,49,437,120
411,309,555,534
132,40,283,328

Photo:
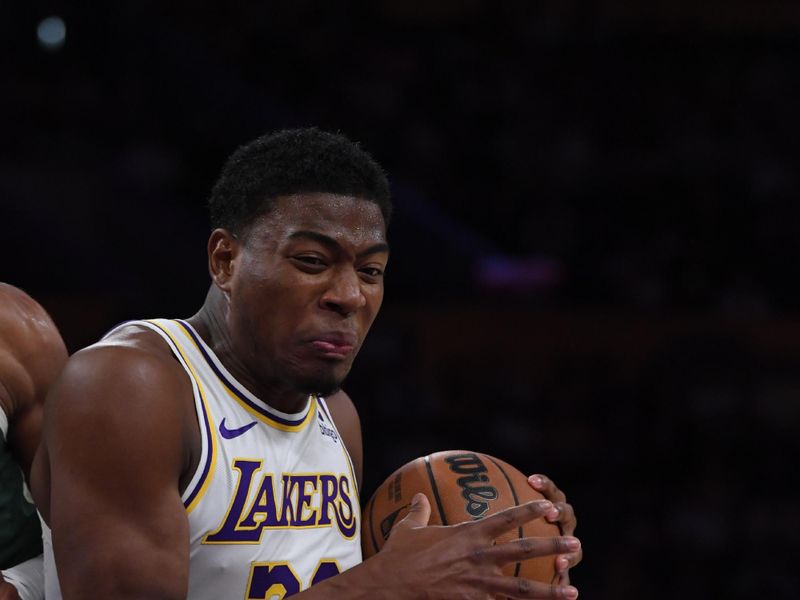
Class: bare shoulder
43,321,194,455
85,321,177,364
324,389,360,425
0,283,65,355
35,321,195,521
49,321,186,411
0,283,67,416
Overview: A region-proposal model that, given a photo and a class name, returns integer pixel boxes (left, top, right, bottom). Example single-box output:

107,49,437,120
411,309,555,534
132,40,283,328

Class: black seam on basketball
424,455,448,525
487,456,523,578
367,496,380,555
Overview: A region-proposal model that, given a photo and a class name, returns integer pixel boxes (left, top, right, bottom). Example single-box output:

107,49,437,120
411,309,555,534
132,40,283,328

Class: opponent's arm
41,342,192,600
0,284,67,484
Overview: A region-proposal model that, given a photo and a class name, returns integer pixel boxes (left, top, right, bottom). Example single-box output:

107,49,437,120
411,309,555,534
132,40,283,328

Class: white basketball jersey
43,318,361,599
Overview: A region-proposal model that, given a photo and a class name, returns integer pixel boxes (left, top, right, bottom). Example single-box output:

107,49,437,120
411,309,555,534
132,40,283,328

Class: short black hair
208,128,391,235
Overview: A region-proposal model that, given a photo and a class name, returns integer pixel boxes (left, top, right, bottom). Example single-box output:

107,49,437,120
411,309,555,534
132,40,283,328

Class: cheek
230,281,284,349
369,284,385,312
360,288,384,329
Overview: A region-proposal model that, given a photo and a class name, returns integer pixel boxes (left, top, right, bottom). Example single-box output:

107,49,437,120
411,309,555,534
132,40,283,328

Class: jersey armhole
317,396,360,496
130,320,215,513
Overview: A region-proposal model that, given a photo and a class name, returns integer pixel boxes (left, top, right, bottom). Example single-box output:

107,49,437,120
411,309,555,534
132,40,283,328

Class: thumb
393,493,431,532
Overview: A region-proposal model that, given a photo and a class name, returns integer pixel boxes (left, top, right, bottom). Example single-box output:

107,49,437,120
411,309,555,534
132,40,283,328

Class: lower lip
310,340,354,359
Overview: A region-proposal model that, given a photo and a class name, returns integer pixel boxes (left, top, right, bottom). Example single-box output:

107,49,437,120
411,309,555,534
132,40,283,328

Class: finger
556,548,582,571
554,571,570,587
528,474,566,505
546,502,577,535
480,536,581,567
474,500,553,539
556,555,570,574
483,573,579,599
390,493,431,533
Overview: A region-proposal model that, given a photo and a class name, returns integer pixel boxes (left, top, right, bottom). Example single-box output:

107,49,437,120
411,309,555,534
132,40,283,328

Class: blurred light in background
37,16,66,51
476,255,563,292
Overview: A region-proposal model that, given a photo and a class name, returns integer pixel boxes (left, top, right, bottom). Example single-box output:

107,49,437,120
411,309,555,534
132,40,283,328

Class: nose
319,267,366,316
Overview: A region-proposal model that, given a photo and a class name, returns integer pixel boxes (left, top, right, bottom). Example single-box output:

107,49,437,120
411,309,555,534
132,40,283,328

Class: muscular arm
0,284,67,484
38,335,194,600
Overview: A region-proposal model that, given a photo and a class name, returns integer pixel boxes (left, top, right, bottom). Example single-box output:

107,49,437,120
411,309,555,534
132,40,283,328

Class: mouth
307,332,357,360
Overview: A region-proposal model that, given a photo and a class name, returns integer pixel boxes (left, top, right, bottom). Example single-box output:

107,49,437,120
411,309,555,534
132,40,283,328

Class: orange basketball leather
362,450,559,587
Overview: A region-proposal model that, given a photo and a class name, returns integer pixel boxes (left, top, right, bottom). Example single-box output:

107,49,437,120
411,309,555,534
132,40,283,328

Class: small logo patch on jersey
318,414,339,443
219,418,258,439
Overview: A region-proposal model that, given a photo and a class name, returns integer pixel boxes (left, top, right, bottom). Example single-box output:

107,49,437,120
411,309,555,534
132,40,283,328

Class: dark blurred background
3,1,800,598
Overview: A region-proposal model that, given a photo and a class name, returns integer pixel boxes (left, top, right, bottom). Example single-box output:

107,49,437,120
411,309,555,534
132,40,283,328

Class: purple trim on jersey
174,319,310,427
183,392,215,510
317,397,333,423
143,320,215,511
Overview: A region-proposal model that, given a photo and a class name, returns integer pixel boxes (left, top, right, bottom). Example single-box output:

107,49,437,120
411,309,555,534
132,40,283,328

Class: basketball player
32,128,581,599
0,284,68,600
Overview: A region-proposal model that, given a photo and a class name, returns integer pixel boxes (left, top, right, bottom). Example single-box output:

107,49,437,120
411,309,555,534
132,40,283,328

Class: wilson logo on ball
444,452,499,518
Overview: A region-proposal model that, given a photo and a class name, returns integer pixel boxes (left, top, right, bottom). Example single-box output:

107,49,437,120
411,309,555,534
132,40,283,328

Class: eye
291,255,328,270
359,266,385,282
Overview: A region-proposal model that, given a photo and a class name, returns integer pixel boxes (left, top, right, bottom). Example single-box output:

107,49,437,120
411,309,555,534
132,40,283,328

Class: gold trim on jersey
146,319,218,514
173,320,317,433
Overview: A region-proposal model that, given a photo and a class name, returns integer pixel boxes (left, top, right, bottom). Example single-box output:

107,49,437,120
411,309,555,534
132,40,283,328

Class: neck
186,286,311,414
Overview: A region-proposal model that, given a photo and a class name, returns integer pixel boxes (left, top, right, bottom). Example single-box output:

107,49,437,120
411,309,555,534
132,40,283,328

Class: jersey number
246,560,340,599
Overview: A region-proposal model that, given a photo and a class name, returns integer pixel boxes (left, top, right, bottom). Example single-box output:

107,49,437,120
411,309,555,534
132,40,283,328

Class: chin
297,379,342,398
282,353,355,398
292,369,346,398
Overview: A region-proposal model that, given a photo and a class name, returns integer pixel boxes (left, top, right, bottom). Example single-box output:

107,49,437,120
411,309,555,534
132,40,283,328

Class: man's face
226,193,389,396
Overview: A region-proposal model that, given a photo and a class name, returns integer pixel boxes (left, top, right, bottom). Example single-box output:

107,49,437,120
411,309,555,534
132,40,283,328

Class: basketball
362,450,559,585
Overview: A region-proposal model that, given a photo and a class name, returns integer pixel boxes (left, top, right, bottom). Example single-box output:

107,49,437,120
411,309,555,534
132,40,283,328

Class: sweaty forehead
251,193,387,245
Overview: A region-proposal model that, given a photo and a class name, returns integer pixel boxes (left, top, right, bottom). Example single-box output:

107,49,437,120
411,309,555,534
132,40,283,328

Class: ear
208,229,239,292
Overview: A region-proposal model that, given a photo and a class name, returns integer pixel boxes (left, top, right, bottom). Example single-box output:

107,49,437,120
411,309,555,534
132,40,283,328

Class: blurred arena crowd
2,2,799,598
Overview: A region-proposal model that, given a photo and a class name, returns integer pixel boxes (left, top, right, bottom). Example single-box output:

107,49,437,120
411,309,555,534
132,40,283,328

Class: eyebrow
288,230,390,258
